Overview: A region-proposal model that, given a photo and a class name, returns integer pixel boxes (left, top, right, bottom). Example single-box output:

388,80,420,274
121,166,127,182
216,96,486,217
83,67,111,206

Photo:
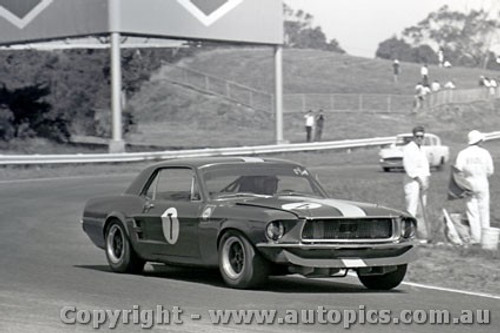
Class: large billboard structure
0,0,284,151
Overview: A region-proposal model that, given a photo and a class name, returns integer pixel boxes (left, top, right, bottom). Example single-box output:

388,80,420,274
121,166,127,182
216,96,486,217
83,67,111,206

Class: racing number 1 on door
161,207,179,244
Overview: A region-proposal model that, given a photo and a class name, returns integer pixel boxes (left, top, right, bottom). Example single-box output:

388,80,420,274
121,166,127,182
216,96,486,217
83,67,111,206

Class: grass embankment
126,47,500,147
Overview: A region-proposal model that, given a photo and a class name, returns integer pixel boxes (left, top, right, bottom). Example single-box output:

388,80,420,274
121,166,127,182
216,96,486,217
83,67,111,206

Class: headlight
266,221,284,241
401,218,416,238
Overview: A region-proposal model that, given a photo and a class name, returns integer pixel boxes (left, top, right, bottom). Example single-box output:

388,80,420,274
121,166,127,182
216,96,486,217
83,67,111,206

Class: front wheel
218,231,269,289
105,221,145,274
357,264,407,290
435,157,445,171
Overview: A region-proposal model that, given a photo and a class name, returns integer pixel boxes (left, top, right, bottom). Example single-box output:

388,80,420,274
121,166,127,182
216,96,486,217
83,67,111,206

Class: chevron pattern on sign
190,0,228,16
0,0,42,18
0,0,52,28
176,0,243,26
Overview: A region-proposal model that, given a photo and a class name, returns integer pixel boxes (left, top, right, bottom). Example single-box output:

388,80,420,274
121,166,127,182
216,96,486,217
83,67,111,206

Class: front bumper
380,158,403,168
256,242,417,268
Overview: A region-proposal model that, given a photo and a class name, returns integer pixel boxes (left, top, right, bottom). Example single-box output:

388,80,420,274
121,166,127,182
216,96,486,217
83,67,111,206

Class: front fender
217,219,267,250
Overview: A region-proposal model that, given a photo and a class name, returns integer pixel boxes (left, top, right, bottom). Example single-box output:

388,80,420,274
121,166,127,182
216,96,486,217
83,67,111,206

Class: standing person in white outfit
403,126,431,242
455,130,494,244
304,110,315,142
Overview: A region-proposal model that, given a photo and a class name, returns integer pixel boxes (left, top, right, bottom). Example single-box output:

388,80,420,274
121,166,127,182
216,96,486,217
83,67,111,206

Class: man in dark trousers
314,110,325,141
304,110,314,142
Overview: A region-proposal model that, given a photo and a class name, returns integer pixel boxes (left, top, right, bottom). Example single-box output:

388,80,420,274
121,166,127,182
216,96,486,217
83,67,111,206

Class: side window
144,168,201,202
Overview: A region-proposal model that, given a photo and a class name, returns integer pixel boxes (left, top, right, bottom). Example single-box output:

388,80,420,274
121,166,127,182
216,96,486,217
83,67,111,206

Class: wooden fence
160,63,498,113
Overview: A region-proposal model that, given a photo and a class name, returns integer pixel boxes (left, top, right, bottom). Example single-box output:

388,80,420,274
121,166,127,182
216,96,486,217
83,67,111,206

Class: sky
283,0,497,58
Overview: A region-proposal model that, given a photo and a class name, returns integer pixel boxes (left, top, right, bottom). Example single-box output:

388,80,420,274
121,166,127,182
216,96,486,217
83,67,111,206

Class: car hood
235,196,404,219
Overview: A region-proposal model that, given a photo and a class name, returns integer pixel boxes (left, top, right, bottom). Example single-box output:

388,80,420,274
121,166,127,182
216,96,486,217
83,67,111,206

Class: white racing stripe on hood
288,197,366,217
322,199,366,217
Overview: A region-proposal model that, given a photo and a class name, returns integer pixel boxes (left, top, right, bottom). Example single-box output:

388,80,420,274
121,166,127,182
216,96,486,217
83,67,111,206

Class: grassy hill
173,48,500,94
126,47,500,148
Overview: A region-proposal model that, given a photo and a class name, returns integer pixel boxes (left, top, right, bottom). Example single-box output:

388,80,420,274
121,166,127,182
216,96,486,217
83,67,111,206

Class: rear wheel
105,221,145,274
357,264,407,290
218,231,269,289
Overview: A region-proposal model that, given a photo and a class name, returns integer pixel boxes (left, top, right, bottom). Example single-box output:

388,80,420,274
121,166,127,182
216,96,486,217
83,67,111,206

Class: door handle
144,202,155,211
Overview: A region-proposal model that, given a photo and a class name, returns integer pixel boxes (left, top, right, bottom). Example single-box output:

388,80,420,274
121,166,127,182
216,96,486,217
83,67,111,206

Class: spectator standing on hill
479,76,486,87
420,64,429,86
438,49,444,67
304,110,314,142
403,126,431,243
488,78,497,96
455,130,494,245
392,59,400,83
413,82,428,111
314,110,325,141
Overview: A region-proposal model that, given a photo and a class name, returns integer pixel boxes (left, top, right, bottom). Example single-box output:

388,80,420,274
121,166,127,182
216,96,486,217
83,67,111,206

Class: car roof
147,156,300,168
125,157,304,195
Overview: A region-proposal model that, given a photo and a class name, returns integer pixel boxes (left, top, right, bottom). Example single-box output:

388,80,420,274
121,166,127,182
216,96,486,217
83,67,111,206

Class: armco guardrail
0,137,395,165
1,132,498,165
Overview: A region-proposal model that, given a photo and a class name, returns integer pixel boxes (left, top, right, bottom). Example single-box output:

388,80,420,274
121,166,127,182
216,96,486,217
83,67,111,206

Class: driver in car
239,176,279,195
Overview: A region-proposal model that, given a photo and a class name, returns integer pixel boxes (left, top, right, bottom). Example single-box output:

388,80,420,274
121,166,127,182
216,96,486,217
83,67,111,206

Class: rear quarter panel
82,195,145,249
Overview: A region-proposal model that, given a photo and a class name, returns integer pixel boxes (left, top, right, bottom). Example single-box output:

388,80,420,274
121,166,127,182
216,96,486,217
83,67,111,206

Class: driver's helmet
239,176,278,195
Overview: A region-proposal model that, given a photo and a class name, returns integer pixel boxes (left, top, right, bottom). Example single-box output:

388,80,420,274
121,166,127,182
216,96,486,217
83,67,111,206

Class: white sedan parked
379,133,450,172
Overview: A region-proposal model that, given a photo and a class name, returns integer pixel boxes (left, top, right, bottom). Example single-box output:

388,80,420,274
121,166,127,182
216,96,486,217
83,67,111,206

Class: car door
423,135,436,166
133,167,203,263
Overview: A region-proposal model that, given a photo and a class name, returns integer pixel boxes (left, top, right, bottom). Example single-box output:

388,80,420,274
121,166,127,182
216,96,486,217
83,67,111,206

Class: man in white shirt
403,126,431,242
304,110,314,142
455,130,494,244
420,64,429,86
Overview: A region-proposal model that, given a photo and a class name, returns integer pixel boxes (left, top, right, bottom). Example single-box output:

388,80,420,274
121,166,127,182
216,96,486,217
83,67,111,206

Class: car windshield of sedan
395,135,431,146
395,135,413,146
201,164,326,200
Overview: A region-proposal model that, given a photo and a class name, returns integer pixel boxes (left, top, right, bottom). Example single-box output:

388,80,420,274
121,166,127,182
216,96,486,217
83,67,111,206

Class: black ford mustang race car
82,157,417,289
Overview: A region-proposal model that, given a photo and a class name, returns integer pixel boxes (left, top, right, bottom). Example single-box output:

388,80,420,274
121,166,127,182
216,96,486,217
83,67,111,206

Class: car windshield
395,135,431,146
395,135,413,146
200,163,327,200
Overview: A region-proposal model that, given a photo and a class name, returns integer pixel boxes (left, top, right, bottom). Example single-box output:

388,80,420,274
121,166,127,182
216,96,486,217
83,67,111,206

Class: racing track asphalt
1,173,499,332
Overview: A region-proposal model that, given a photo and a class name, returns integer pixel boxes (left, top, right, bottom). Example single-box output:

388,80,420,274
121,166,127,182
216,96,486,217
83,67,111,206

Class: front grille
302,218,393,240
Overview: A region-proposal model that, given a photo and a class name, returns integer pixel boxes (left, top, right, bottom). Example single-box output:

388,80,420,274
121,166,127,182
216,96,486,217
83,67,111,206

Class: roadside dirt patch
407,244,500,296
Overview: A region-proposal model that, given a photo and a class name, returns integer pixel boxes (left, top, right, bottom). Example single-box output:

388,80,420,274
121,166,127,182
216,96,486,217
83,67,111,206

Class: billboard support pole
108,0,125,153
274,45,285,144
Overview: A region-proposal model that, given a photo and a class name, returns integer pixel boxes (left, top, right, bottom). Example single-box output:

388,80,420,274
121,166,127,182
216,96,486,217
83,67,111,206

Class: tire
105,221,145,274
435,158,445,171
218,231,269,289
357,264,407,290
382,167,390,172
